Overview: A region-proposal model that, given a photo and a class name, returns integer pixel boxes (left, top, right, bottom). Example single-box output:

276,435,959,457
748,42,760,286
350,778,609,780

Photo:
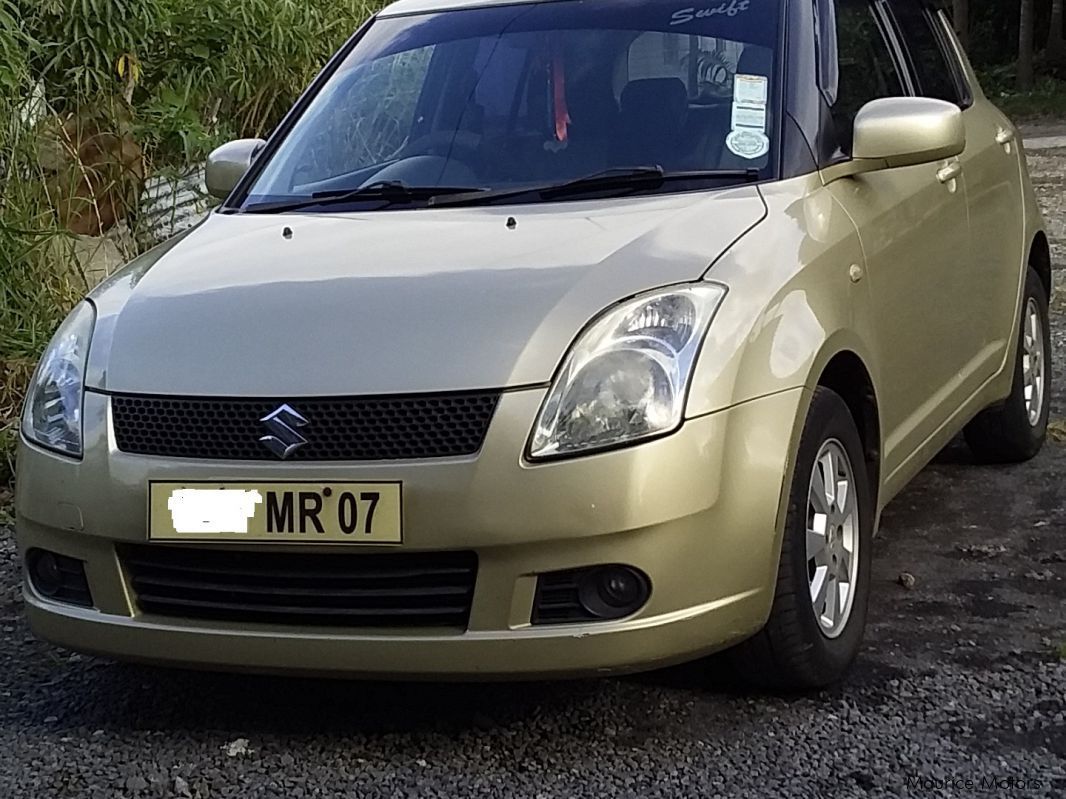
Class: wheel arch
1029,231,1052,300
812,350,882,508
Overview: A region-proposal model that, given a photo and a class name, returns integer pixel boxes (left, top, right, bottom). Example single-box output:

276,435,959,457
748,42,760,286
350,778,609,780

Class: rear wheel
965,268,1051,463
729,387,873,690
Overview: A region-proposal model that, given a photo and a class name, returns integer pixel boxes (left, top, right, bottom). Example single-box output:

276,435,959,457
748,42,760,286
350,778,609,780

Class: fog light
26,549,93,607
532,564,651,624
31,551,63,596
578,566,650,619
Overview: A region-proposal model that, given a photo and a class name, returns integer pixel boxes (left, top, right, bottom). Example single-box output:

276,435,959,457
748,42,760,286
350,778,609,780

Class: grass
983,76,1066,123
0,358,35,487
997,88,1066,122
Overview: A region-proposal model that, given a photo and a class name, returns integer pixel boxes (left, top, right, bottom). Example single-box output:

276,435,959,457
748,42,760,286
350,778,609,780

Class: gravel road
1,149,1065,798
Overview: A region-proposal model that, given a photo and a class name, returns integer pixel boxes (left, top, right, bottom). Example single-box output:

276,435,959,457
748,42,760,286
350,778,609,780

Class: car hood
88,188,766,396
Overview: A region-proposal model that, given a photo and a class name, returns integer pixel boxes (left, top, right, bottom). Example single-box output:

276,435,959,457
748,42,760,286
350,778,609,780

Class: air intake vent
120,546,478,629
532,571,589,624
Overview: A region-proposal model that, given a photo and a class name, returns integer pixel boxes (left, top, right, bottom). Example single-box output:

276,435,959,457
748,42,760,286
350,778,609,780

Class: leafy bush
0,0,28,91
17,0,380,166
0,0,386,491
21,0,169,98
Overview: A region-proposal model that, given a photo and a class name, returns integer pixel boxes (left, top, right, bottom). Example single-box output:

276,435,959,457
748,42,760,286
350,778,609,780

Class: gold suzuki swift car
16,0,1052,688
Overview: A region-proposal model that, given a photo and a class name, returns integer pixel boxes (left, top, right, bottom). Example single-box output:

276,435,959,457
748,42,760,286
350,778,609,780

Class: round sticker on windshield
726,129,770,160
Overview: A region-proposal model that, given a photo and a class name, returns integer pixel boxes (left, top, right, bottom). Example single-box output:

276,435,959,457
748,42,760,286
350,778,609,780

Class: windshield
240,0,782,210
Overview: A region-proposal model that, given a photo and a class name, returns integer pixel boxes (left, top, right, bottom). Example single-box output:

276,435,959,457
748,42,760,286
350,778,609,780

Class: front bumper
16,387,808,678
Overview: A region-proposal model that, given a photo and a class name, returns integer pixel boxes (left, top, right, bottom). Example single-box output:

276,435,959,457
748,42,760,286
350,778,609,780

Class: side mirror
205,138,266,199
825,98,965,181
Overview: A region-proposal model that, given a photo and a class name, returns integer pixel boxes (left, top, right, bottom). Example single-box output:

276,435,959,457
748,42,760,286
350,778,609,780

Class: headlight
529,283,727,460
22,301,96,457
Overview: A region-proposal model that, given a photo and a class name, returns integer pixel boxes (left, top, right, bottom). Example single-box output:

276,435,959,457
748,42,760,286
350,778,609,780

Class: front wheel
729,387,874,689
965,267,1052,463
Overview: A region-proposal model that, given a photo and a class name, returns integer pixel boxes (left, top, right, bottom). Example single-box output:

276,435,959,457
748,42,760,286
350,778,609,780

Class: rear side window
834,0,905,153
888,3,967,105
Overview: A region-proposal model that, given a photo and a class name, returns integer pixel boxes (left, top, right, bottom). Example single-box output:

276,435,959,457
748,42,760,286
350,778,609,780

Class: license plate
148,482,403,543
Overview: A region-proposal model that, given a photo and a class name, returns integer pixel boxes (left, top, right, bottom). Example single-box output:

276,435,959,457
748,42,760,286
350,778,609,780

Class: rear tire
729,387,873,690
965,267,1051,463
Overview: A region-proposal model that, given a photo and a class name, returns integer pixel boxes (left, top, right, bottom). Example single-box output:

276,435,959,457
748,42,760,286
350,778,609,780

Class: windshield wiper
242,180,487,214
429,167,760,208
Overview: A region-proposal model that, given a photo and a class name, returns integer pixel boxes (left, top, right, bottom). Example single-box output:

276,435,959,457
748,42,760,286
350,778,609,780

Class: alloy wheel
806,439,860,639
1022,297,1046,427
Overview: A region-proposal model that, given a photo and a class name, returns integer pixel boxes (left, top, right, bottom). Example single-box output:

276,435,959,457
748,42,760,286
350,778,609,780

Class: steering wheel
399,130,482,165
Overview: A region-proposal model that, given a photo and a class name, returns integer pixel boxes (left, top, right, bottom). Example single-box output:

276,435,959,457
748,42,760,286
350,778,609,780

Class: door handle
995,128,1016,146
937,161,963,184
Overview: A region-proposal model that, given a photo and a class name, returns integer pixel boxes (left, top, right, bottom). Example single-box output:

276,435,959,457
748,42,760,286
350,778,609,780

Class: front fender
687,175,882,432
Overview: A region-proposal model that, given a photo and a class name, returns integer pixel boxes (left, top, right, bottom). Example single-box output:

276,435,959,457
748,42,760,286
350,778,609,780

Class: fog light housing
26,549,93,607
532,565,650,624
32,551,63,595
579,566,649,618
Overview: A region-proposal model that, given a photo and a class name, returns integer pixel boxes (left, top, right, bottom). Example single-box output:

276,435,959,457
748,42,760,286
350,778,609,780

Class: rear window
834,0,907,154
888,3,967,105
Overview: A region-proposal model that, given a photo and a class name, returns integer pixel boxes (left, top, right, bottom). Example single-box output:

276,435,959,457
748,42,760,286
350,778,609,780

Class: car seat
612,77,688,169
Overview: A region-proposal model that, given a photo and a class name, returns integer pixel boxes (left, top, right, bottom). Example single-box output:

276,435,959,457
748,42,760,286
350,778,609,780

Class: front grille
111,391,500,461
120,546,478,628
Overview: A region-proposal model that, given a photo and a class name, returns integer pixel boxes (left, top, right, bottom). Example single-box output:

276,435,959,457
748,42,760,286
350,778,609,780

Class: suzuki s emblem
259,404,308,459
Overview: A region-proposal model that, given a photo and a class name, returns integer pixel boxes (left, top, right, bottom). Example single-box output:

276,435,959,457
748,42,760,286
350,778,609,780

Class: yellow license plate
148,481,403,543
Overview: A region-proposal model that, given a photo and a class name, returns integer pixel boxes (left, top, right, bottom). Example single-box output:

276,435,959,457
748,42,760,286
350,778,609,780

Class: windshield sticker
671,1,752,26
732,103,766,131
726,128,770,160
731,73,768,133
728,71,768,158
734,74,768,105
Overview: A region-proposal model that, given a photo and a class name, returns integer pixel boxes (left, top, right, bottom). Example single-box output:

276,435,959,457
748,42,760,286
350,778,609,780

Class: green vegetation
991,82,1066,122
978,69,1066,122
0,0,384,489
954,1,1066,120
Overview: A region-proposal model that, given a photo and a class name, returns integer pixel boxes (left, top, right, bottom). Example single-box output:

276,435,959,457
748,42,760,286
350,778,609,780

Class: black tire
965,267,1052,464
729,387,874,690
